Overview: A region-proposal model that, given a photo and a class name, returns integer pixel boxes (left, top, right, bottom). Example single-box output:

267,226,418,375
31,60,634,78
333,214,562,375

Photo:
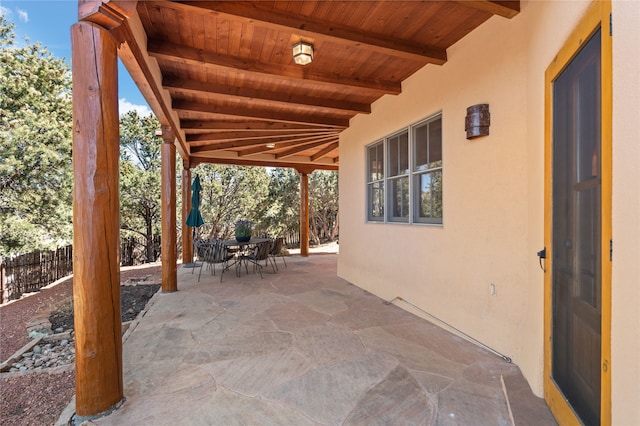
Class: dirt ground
0,264,162,426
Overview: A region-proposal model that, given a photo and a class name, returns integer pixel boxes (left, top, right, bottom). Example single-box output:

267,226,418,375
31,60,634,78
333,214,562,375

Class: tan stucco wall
611,1,640,424
339,1,639,420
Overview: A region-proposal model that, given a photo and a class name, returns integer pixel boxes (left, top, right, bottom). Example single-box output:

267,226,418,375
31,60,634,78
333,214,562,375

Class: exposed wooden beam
80,2,189,158
190,133,335,153
190,139,277,154
163,76,371,115
187,130,335,144
174,1,447,64
173,100,350,128
276,139,338,159
459,1,520,18
238,135,338,157
311,141,339,162
147,40,402,95
181,120,335,133
190,155,339,171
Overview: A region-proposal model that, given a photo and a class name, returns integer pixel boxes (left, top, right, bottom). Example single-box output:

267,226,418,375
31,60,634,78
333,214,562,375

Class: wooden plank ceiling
93,1,519,171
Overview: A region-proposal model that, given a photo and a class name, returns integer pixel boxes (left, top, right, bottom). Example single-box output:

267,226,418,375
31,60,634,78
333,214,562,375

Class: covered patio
70,1,527,419
86,255,554,425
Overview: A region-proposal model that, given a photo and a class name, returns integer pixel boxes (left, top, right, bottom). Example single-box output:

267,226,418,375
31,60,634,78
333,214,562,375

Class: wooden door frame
543,1,612,424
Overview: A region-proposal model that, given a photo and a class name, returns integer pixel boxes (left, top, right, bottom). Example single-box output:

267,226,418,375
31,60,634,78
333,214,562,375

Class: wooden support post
299,172,310,257
161,127,177,292
71,21,123,419
181,162,192,264
1,260,6,305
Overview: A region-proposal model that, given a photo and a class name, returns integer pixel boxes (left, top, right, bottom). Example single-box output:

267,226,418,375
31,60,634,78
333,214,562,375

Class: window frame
411,115,443,225
366,140,385,222
365,112,443,226
387,130,410,223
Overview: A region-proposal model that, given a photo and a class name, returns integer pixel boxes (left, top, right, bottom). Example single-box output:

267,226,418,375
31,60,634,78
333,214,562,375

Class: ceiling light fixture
292,41,314,65
266,143,276,148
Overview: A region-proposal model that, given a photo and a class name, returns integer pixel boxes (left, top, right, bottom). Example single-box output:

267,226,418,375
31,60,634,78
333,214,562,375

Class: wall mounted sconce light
465,104,490,139
292,41,314,65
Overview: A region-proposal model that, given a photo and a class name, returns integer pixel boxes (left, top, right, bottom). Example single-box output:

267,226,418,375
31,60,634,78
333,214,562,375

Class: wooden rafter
147,40,403,95
186,130,336,145
180,120,334,133
190,133,336,154
238,135,338,157
163,76,371,115
173,100,350,128
459,1,520,18
190,155,339,171
276,139,339,159
311,141,339,161
173,1,448,64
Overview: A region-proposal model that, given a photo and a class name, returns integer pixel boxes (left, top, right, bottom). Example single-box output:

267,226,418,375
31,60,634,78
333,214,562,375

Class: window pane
416,170,443,222
376,143,384,179
368,145,376,182
428,118,442,169
390,176,409,220
399,132,409,173
414,123,428,170
368,182,384,220
388,132,408,177
367,142,383,182
389,136,399,176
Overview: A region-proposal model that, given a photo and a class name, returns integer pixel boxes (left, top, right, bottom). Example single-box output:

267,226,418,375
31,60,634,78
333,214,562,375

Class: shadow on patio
92,254,555,425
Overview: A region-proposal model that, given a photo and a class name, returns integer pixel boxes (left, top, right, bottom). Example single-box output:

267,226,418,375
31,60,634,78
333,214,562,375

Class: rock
60,339,69,347
55,327,64,333
29,330,48,339
33,345,42,354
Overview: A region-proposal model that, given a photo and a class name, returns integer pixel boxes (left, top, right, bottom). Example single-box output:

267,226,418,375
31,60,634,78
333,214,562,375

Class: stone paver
92,254,556,426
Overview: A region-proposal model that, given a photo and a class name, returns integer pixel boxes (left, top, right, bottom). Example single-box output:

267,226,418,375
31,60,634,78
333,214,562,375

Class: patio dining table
221,237,271,278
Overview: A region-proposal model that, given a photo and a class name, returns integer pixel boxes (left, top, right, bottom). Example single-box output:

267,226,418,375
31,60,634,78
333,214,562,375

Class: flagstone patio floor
89,254,556,425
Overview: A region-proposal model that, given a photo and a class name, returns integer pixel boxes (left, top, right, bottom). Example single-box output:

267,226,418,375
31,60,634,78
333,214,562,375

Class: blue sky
1,0,151,116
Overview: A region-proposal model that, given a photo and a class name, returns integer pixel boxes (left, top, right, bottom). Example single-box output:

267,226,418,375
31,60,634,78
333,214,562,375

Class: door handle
537,247,546,272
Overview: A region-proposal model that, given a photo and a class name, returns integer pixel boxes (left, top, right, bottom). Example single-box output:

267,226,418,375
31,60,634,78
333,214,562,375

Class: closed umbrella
185,175,205,266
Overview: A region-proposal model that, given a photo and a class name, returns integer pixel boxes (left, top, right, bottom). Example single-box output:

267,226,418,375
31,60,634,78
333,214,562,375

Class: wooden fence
1,236,164,304
120,235,161,266
1,245,74,304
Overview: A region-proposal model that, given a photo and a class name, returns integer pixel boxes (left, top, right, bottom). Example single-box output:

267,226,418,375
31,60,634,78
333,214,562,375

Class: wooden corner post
297,167,313,257
71,21,123,419
161,127,178,292
182,162,192,264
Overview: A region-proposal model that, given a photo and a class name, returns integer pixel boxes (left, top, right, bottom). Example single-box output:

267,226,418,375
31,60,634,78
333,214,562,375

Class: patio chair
191,238,209,274
240,240,274,278
198,239,232,282
268,237,287,270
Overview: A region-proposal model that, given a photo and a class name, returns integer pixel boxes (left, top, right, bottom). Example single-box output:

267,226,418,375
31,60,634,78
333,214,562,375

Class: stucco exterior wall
611,1,640,424
339,3,638,420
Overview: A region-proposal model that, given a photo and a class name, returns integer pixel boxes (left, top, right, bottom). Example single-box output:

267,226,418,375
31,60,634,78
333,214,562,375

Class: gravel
0,265,161,426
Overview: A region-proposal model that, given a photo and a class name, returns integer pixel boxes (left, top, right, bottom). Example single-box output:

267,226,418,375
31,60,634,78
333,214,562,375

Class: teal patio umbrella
185,175,205,266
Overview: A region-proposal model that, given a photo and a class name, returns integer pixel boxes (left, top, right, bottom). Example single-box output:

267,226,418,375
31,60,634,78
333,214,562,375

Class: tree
194,164,270,239
260,168,300,238
118,110,161,263
0,17,72,256
309,170,339,244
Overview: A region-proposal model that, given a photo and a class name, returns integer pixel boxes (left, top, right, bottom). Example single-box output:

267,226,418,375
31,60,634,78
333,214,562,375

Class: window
367,141,384,221
388,131,409,222
366,114,443,225
413,117,443,224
